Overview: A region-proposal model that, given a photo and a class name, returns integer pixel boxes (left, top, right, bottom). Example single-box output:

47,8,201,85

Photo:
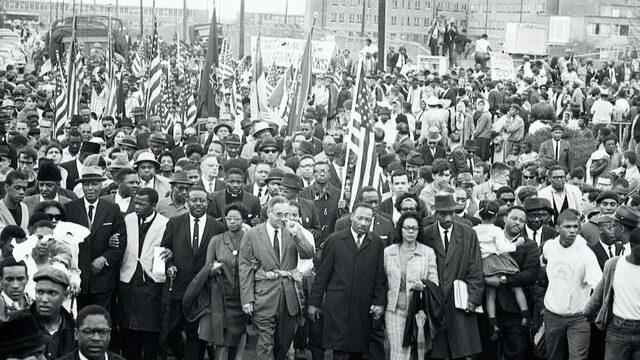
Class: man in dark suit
238,196,315,360
208,167,261,225
420,129,447,166
63,168,126,311
308,202,386,360
335,186,394,246
523,197,558,249
160,186,226,360
300,160,342,247
589,214,622,270
539,124,571,171
423,194,484,359
299,120,323,155
55,304,126,360
101,167,139,215
60,141,101,191
23,161,72,215
379,169,410,221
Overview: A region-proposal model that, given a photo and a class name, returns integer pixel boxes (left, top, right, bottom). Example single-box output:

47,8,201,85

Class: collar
139,211,156,224
40,194,59,202
83,197,99,209
79,351,108,360
189,213,206,223
1,291,21,310
115,192,130,202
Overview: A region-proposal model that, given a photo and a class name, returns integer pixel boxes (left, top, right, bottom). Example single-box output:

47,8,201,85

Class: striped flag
184,92,197,127
145,18,163,116
341,59,381,210
287,22,314,135
218,38,234,80
103,72,119,118
131,51,144,78
55,14,83,135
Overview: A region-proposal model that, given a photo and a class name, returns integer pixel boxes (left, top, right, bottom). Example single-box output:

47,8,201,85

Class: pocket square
103,222,113,226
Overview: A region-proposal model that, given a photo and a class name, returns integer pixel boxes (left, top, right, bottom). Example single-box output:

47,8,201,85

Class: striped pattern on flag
56,16,84,135
345,60,381,210
131,51,144,78
103,72,119,118
145,19,162,115
54,77,67,132
218,38,234,80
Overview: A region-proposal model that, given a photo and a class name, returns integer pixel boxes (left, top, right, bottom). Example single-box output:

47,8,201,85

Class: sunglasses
47,214,63,221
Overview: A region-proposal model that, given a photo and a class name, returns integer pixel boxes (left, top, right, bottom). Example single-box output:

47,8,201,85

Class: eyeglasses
46,214,63,221
402,226,420,232
523,175,536,180
79,327,111,337
262,149,279,154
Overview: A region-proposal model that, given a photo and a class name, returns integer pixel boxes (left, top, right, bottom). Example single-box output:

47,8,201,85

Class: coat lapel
261,224,279,266
91,200,107,232
0,201,16,226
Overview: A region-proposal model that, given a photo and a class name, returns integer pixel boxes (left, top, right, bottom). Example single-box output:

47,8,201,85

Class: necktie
209,181,214,193
273,229,280,261
608,245,614,258
555,141,559,161
443,229,449,252
192,218,200,253
88,205,94,225
533,230,538,245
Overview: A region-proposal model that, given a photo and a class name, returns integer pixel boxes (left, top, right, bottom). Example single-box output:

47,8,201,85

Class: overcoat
421,221,484,359
308,229,387,353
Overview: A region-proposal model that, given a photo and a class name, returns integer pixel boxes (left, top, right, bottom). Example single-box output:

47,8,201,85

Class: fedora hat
257,137,282,152
615,206,640,229
134,151,160,168
433,194,458,212
265,168,286,183
426,127,442,143
213,121,233,134
148,132,168,145
117,136,138,150
169,171,193,185
523,197,553,214
280,173,303,191
108,155,131,170
80,142,101,155
77,167,106,183
252,121,274,136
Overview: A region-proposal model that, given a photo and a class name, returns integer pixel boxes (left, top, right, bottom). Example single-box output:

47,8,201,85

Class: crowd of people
3,16,640,360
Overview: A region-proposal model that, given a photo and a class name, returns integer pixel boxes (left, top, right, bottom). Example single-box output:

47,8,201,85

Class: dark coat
589,242,623,271
160,214,226,299
402,280,445,354
63,198,126,294
300,183,341,246
207,189,261,225
379,197,394,217
31,303,75,360
421,145,447,166
422,222,484,359
308,229,387,353
54,351,126,360
495,237,540,314
60,160,79,190
335,213,394,247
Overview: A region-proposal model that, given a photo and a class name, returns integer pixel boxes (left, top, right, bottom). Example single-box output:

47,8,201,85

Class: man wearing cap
240,121,275,160
134,151,171,200
63,167,126,311
23,161,72,215
523,197,558,249
208,165,261,225
247,137,291,185
157,171,193,218
581,191,619,247
540,125,571,170
224,134,243,160
28,265,75,360
60,141,101,191
423,194,485,359
119,188,168,360
279,173,322,240
147,132,168,159
102,168,139,214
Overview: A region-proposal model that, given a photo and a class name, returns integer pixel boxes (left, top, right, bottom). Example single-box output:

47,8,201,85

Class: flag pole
339,57,362,206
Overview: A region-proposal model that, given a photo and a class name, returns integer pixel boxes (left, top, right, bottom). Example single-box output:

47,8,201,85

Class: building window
356,14,362,23
349,14,354,23
407,16,411,25
591,23,600,35
414,17,420,26
393,0,398,8
416,1,420,9
339,13,345,22
402,0,405,8
330,12,337,22
391,16,397,25
374,15,378,24
401,16,404,25
424,17,429,26
408,0,412,8
620,24,630,36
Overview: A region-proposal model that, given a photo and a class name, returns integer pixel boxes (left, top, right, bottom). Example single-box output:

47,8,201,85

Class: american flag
131,50,144,78
55,15,84,135
145,17,163,116
342,59,381,210
265,64,280,99
218,38,234,80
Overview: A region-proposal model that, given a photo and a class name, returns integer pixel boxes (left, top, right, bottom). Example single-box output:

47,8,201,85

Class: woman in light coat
384,211,439,360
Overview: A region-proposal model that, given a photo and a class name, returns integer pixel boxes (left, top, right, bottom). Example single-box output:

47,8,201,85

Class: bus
48,15,128,65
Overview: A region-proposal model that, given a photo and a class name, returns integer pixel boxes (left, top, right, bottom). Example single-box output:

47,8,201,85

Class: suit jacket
101,193,135,214
335,213,394,247
60,160,79,191
23,194,71,215
589,242,623,271
238,223,315,317
120,212,169,283
207,189,261,224
538,184,583,218
160,213,226,298
539,139,571,170
421,145,447,166
0,200,29,231
379,197,394,216
260,197,322,241
63,198,126,294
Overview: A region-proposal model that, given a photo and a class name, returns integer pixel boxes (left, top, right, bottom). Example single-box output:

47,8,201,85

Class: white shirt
613,257,640,320
591,99,614,124
188,214,206,249
265,221,282,259
83,198,99,224
438,222,452,250
79,351,108,360
114,193,131,213
543,237,602,315
475,39,490,53
525,226,542,247
350,228,365,247
39,194,59,203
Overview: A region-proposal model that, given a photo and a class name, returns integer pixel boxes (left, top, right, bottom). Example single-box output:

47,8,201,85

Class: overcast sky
75,0,305,20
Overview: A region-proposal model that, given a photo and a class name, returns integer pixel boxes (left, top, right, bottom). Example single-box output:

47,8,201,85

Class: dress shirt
114,193,131,213
83,198,99,224
600,241,615,258
188,214,206,249
140,176,156,190
438,222,452,250
525,226,541,247
79,351,108,360
265,221,282,257
350,228,365,247
551,188,566,209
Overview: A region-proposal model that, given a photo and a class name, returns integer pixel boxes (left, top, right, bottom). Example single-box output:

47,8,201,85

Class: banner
415,55,448,75
491,53,516,81
250,36,335,73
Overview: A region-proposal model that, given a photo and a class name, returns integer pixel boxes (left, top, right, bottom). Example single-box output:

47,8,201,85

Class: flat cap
33,265,69,288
